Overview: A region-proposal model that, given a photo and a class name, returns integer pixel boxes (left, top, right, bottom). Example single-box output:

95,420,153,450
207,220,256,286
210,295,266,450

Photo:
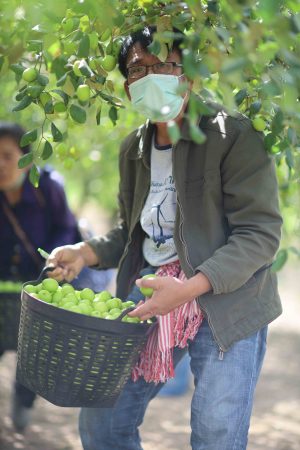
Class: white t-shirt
141,138,178,266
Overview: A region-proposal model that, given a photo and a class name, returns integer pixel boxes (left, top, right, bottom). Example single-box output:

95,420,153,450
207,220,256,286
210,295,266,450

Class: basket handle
31,265,55,284
116,307,156,324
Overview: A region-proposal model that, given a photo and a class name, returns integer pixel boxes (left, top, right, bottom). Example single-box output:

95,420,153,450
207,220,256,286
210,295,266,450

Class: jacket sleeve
196,120,282,294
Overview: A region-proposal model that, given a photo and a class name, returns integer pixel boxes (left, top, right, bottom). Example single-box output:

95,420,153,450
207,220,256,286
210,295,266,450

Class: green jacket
88,107,282,352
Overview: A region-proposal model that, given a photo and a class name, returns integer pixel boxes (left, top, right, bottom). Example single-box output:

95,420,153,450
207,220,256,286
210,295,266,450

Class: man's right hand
46,242,98,282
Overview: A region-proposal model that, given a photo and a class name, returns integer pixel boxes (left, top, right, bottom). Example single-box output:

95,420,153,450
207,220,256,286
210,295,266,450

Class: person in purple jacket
0,122,116,431
0,122,80,430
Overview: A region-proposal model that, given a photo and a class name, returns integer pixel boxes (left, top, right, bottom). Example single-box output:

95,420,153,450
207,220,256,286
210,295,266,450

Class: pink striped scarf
132,260,204,384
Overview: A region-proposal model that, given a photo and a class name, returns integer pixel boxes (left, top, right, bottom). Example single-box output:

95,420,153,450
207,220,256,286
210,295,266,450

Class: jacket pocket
200,274,259,328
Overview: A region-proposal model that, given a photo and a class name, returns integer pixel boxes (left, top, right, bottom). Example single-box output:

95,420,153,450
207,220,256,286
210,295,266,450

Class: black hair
0,122,30,154
118,25,185,78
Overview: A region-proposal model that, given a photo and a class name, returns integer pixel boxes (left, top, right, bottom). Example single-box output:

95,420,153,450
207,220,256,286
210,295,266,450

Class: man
48,26,282,450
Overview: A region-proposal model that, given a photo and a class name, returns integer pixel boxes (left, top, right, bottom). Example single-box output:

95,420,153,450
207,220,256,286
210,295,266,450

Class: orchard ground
0,260,299,450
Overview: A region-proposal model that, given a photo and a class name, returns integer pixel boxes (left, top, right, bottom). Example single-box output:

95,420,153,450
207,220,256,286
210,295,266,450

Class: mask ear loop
177,73,189,105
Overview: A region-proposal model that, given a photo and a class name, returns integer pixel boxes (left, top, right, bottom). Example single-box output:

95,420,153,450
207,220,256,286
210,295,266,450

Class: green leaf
197,62,210,79
27,85,44,98
271,109,284,135
36,74,49,86
20,129,38,147
285,148,294,169
15,90,27,101
70,104,87,124
108,106,118,125
44,100,54,114
290,13,300,33
51,55,69,79
167,120,180,144
183,49,201,79
234,89,247,106
96,105,102,125
189,123,206,144
29,164,40,188
51,122,63,142
249,100,262,115
221,57,247,75
12,95,32,112
18,152,33,169
10,64,25,75
157,43,169,62
27,40,43,52
260,80,282,97
78,63,94,78
147,40,161,56
52,89,69,105
287,127,297,146
98,91,123,107
56,73,68,87
271,249,288,272
264,133,277,152
71,29,83,43
77,34,90,58
257,0,281,22
42,141,53,160
189,94,215,118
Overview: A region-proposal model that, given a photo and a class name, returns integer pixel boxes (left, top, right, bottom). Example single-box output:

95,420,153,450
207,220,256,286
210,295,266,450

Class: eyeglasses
127,62,183,80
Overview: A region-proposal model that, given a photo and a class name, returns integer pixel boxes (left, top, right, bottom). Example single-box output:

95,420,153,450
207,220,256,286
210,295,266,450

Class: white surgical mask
128,74,186,122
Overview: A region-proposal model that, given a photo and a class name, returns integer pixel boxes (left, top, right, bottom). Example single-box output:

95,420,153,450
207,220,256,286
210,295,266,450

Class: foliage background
0,0,299,268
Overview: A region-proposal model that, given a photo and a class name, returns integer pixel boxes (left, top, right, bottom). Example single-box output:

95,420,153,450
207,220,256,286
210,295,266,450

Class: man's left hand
128,271,212,321
128,276,194,321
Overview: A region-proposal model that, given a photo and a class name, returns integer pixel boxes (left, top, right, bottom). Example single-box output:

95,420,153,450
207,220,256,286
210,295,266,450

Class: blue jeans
79,320,267,450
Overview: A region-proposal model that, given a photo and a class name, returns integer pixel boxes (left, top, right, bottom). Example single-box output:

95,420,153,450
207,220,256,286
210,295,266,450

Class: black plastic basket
0,292,21,352
17,268,154,408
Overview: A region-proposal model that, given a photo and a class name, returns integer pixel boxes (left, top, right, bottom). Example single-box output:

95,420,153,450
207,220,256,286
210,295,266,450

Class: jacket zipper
201,303,226,356
177,198,226,356
173,146,226,357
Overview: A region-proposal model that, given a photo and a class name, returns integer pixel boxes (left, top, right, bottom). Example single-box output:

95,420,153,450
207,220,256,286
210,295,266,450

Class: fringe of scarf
132,260,203,383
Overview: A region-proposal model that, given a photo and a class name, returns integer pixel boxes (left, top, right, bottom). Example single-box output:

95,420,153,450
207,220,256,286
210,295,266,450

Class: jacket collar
126,111,203,162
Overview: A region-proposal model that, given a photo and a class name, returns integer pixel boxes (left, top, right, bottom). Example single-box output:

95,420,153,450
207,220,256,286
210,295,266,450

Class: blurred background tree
0,0,299,268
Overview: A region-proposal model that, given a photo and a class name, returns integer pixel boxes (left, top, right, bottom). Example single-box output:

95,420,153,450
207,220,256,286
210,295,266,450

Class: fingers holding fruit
130,275,190,320
135,274,158,298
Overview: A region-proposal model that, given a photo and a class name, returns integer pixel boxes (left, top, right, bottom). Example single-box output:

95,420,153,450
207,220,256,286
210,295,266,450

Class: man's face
0,137,26,191
124,42,184,98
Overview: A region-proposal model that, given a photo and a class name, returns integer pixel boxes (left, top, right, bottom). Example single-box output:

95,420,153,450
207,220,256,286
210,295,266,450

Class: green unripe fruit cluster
23,282,148,324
